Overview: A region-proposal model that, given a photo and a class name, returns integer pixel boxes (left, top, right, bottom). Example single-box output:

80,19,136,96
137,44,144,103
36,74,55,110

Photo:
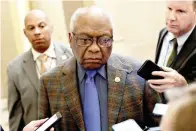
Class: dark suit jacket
7,42,72,131
39,54,161,131
155,27,196,83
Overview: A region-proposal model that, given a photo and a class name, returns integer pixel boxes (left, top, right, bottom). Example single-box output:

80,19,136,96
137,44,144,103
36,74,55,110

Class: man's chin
83,63,102,70
167,26,178,33
33,45,49,53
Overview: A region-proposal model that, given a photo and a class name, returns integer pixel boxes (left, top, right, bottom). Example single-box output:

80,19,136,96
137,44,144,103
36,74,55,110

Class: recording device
35,112,62,131
152,103,168,116
137,60,164,80
112,119,143,131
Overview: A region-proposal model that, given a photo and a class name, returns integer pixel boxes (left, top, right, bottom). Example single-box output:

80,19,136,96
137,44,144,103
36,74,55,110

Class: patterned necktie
83,70,101,131
38,54,48,74
167,38,178,66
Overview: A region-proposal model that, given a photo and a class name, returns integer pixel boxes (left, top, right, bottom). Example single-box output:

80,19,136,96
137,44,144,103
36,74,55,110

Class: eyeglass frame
71,32,113,47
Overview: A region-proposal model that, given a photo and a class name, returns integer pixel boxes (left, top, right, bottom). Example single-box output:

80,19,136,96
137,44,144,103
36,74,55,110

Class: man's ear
23,28,27,36
68,33,72,47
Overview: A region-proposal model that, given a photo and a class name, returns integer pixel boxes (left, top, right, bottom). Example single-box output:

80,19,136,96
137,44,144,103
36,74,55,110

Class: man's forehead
168,1,193,8
74,14,112,29
25,18,47,27
24,10,49,26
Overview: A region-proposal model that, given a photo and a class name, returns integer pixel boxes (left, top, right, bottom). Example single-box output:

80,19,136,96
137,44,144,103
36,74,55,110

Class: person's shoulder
109,54,145,87
54,42,66,48
53,42,72,56
7,50,31,69
41,56,74,80
109,54,142,71
159,27,167,34
41,64,64,79
54,42,71,51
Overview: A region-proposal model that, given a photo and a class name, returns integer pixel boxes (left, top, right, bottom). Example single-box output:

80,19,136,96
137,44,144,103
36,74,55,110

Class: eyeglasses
72,32,113,47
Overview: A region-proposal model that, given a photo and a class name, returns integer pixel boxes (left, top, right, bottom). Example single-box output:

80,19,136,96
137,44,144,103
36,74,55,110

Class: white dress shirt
157,25,195,66
32,43,57,78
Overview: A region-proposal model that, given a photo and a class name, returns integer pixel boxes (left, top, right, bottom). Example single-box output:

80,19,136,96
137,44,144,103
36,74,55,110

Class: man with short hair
148,1,196,93
7,9,72,131
39,6,161,131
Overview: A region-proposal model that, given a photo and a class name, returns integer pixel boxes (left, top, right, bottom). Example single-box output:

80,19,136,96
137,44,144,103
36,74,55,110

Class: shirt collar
177,25,195,47
167,32,175,42
167,24,195,47
77,63,106,83
31,42,56,61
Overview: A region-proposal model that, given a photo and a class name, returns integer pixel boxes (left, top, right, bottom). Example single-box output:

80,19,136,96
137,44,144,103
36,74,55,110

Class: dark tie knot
172,38,178,47
86,70,97,81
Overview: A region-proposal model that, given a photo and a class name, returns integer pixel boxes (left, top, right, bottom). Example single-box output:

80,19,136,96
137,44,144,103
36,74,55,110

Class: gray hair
69,6,114,32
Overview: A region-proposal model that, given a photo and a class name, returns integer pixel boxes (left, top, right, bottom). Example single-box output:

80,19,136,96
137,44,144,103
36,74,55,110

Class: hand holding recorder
23,112,62,131
23,119,54,131
35,112,62,131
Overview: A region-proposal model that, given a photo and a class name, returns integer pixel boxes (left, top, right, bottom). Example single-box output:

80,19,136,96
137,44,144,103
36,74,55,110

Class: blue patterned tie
83,70,101,131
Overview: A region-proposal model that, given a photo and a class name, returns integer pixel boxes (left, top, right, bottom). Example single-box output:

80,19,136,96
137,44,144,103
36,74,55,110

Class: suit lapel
171,26,196,70
155,28,168,63
107,56,127,129
61,57,85,130
22,50,40,92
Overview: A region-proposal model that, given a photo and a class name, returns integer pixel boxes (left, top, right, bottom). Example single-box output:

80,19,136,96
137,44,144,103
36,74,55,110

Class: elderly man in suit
7,9,72,131
148,1,196,93
39,6,162,131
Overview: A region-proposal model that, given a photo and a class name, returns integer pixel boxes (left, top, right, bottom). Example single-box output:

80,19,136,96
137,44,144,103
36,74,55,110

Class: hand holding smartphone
35,112,62,131
137,60,164,80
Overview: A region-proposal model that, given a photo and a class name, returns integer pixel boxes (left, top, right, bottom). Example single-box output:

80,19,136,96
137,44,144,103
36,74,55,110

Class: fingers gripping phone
36,112,62,131
137,60,164,80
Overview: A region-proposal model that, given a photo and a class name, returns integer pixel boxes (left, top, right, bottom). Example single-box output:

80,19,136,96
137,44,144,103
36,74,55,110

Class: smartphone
35,112,62,131
137,60,164,80
152,103,168,116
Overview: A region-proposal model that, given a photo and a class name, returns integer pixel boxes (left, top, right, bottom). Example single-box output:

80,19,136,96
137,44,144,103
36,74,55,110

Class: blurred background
0,0,166,130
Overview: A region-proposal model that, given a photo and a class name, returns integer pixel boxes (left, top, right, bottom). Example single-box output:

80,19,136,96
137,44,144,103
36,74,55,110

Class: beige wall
1,0,29,98
63,0,95,33
30,0,69,45
96,1,166,61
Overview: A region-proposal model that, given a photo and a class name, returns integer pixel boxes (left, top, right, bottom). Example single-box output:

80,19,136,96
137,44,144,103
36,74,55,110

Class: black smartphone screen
137,60,164,80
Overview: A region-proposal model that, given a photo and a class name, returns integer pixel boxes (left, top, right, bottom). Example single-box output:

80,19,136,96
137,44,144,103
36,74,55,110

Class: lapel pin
61,55,68,60
115,77,120,83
